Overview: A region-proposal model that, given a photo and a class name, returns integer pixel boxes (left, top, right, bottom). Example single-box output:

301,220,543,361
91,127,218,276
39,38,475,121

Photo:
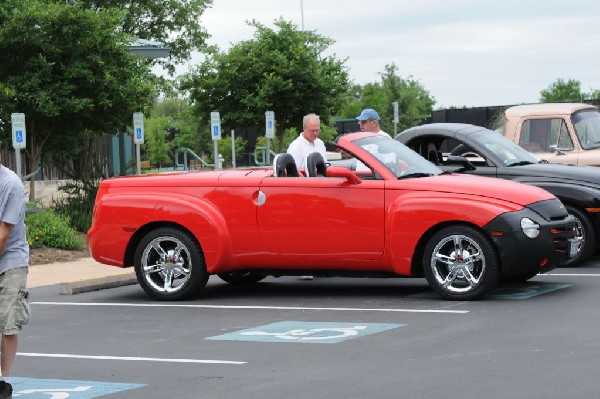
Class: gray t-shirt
0,165,29,273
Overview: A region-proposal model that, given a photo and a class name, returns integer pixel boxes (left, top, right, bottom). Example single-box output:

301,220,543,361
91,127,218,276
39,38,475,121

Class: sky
163,0,600,109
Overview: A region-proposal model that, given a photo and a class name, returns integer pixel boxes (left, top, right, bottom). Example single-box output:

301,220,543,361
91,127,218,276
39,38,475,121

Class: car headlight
521,217,540,238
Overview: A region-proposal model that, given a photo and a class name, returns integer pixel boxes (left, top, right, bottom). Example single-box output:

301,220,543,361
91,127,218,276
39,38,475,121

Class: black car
396,123,600,267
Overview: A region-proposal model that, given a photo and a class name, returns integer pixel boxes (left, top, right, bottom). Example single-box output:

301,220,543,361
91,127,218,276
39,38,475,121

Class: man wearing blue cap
356,109,391,138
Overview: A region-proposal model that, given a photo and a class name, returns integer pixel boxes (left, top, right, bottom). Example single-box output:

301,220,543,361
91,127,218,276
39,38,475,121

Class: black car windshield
353,135,443,178
470,130,540,166
572,110,600,150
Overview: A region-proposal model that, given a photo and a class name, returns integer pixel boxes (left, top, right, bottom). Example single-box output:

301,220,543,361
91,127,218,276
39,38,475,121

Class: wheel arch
124,221,204,269
409,221,494,277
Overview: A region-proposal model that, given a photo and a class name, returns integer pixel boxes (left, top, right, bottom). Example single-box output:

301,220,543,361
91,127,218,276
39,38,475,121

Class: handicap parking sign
206,321,405,344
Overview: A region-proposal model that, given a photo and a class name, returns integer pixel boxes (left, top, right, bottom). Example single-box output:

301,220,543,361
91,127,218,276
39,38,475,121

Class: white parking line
31,302,469,314
540,273,600,277
18,352,246,365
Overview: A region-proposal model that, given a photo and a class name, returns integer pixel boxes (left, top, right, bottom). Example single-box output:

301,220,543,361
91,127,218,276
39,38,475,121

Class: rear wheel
423,225,499,300
134,227,208,300
218,272,266,285
563,206,596,267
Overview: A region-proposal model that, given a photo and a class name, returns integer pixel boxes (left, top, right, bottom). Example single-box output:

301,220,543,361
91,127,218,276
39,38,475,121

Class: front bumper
484,199,576,277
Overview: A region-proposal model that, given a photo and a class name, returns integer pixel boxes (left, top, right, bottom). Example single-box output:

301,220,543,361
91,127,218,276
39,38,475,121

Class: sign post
392,101,399,136
231,130,236,168
210,112,221,169
133,112,144,175
11,113,26,178
265,111,275,165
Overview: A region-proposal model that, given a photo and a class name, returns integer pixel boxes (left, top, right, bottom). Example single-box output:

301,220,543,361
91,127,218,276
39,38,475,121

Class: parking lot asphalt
14,256,600,399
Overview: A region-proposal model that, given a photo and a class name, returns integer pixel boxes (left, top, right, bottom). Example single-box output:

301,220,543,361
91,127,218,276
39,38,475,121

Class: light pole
300,0,304,30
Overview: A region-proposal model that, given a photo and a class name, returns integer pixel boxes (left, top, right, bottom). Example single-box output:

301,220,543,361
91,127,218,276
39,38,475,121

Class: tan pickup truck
502,103,600,166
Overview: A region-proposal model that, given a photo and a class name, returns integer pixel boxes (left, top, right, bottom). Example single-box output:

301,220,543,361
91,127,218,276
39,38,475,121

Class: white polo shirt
287,134,327,169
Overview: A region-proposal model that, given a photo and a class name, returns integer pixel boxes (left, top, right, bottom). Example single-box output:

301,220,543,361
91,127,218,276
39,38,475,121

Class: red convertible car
88,132,577,301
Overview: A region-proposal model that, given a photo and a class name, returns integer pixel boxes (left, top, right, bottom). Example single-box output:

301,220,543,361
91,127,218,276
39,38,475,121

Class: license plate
569,238,582,258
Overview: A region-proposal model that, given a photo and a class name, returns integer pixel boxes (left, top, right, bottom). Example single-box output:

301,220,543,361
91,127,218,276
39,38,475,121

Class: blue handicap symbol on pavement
206,321,405,344
409,283,570,300
10,377,144,398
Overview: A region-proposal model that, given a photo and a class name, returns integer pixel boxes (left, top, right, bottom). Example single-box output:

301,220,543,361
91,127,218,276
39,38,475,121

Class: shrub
53,177,100,233
25,210,83,250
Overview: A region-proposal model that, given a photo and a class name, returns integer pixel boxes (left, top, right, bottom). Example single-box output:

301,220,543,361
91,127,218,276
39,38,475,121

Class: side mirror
549,145,567,155
326,166,362,184
445,155,476,171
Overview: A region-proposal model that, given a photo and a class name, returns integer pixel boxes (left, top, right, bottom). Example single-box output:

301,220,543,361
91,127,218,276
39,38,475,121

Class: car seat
304,152,327,177
272,153,299,177
426,143,442,165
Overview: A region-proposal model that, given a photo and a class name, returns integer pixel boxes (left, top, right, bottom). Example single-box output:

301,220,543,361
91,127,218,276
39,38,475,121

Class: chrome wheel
134,227,208,300
430,234,485,294
141,235,191,294
423,226,499,300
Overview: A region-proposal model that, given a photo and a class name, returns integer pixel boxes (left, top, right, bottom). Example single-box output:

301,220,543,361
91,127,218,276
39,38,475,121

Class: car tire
563,206,596,267
423,225,500,300
134,227,208,301
218,272,266,285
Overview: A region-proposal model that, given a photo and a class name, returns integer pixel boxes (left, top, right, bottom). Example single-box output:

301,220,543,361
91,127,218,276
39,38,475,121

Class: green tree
0,0,157,197
78,0,213,74
143,116,172,166
540,78,584,102
180,18,350,152
337,63,435,134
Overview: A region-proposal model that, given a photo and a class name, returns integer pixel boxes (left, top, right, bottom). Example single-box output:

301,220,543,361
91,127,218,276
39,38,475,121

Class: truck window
519,118,573,152
572,110,600,149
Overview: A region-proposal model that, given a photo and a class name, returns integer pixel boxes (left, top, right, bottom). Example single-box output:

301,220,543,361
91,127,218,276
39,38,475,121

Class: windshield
572,110,600,150
352,135,443,178
470,130,540,166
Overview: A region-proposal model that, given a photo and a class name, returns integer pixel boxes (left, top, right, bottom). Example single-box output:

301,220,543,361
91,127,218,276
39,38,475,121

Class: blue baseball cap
356,109,380,121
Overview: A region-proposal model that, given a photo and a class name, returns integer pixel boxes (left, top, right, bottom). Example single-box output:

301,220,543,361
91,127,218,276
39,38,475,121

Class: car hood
504,163,600,186
393,173,555,206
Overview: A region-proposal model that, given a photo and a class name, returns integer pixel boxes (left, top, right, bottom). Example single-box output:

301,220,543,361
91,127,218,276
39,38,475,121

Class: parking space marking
206,321,404,344
31,302,468,314
10,377,143,398
19,352,246,365
409,283,570,300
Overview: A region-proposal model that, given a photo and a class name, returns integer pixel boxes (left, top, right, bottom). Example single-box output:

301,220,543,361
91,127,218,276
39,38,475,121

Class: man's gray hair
303,113,320,126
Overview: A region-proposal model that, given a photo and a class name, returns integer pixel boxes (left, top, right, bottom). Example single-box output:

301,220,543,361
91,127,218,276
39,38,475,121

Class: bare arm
0,221,13,255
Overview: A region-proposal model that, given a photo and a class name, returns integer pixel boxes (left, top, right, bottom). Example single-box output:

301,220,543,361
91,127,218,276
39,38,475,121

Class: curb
59,272,137,295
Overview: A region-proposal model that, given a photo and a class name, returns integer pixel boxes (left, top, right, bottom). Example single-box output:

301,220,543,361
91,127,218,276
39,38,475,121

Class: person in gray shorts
0,157,30,399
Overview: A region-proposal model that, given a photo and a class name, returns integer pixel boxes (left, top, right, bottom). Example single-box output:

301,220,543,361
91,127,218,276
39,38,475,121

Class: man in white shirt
287,113,327,170
356,108,391,137
286,114,326,281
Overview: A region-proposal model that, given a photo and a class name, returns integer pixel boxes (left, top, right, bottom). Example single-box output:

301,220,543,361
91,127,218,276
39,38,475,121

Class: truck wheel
563,206,596,267
134,227,208,301
423,225,499,300
218,272,266,285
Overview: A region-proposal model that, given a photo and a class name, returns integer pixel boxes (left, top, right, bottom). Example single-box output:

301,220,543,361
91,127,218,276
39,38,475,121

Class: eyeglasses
308,128,321,133
358,120,372,125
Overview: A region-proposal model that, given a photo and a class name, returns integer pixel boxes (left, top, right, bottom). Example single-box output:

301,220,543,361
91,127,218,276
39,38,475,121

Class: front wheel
423,225,499,300
134,227,208,301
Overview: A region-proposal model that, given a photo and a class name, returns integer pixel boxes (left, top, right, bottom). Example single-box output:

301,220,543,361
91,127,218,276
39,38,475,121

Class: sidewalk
28,257,137,294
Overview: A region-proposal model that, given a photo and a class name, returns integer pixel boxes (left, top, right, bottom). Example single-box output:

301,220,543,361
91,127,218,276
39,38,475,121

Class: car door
257,175,385,261
517,118,580,164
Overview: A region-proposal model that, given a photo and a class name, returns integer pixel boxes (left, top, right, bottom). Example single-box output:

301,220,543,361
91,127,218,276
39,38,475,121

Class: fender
88,190,234,272
386,191,524,275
